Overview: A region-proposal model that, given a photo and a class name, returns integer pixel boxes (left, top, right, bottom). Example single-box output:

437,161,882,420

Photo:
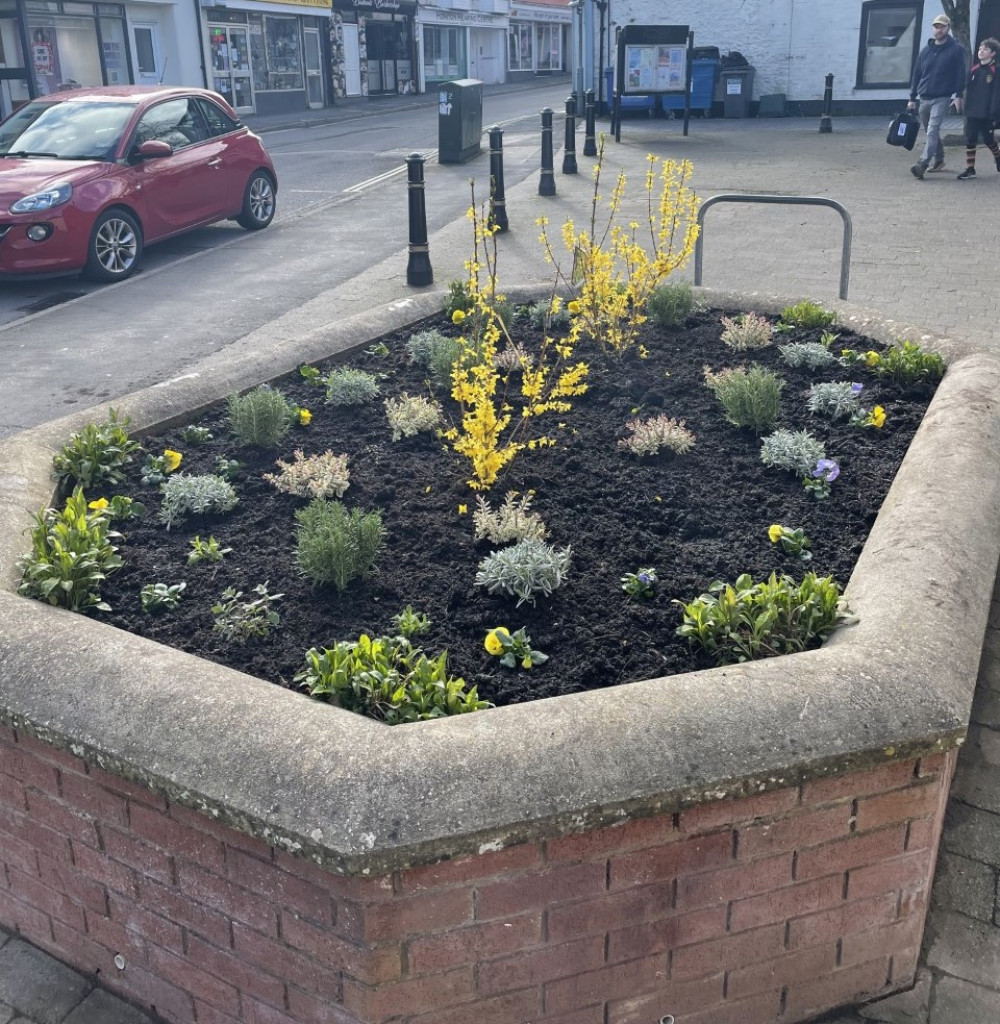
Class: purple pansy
812,458,840,482
850,382,864,396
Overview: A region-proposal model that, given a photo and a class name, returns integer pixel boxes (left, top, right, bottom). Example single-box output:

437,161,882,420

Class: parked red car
0,86,277,282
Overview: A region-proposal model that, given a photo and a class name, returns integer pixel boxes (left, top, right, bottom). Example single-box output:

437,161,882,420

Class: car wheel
84,209,142,283
237,170,276,231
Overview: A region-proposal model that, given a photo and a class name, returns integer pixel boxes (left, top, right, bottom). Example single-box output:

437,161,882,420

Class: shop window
424,26,464,79
535,24,559,71
508,22,532,71
99,17,128,84
261,15,303,90
857,0,920,87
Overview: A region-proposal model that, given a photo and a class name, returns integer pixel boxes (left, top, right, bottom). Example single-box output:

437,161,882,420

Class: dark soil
95,308,935,707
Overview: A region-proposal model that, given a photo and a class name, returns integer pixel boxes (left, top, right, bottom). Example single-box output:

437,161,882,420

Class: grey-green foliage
760,429,826,476
159,473,238,529
51,409,141,490
648,282,697,327
807,381,862,420
295,499,385,590
406,329,463,388
705,365,784,434
140,581,186,613
227,386,291,447
325,367,381,406
211,583,282,641
779,342,838,371
527,299,571,331
475,538,572,607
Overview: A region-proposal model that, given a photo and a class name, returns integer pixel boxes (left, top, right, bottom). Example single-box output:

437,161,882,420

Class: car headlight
10,182,73,214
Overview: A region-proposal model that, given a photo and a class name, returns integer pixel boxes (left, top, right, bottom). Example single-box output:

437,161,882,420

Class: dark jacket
964,57,1000,121
910,34,967,101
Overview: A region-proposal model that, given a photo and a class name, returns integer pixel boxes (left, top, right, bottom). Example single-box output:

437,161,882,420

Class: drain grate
18,291,85,314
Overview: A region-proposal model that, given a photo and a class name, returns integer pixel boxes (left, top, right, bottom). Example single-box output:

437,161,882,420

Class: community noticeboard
624,43,686,93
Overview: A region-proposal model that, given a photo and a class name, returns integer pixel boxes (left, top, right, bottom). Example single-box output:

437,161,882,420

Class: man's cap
932,14,951,27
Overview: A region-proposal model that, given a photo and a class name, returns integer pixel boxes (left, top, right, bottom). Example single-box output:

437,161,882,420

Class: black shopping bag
887,110,920,150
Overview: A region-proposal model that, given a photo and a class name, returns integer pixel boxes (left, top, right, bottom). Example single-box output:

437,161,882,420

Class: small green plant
52,410,141,490
475,538,572,607
299,365,324,385
618,414,695,456
473,491,547,544
621,567,658,600
720,312,773,351
445,278,474,317
140,581,186,613
484,626,548,669
819,331,840,348
263,449,350,500
139,448,183,487
778,300,836,330
214,456,242,481
768,525,812,561
760,429,826,477
296,634,492,724
526,298,571,331
211,583,282,642
804,458,840,499
294,499,385,590
406,330,463,387
324,367,381,407
89,495,145,521
17,487,123,612
842,340,945,387
778,342,837,371
187,535,232,565
704,365,784,434
181,425,213,445
158,473,238,529
384,394,443,441
807,381,863,420
392,605,432,639
227,385,292,447
647,281,697,327
674,572,851,665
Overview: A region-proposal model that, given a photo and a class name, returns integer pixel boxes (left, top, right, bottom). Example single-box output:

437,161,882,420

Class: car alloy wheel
237,170,276,230
85,209,142,282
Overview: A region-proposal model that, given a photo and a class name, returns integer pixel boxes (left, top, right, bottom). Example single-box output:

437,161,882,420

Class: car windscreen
0,100,136,161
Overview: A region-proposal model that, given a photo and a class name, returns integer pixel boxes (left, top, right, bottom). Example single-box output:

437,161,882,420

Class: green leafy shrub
704,365,784,434
720,312,772,351
212,583,282,641
227,386,292,447
17,487,122,612
181,425,213,445
475,538,571,606
406,329,463,388
779,300,836,329
779,342,837,371
807,381,862,420
760,429,826,476
526,299,571,331
384,394,442,441
473,491,547,544
844,340,945,387
392,605,431,639
618,414,695,456
263,449,350,500
674,572,851,664
51,410,141,490
140,581,186,613
648,282,697,327
158,473,238,529
324,367,381,407
445,279,474,317
296,634,492,724
294,499,385,590
188,535,231,565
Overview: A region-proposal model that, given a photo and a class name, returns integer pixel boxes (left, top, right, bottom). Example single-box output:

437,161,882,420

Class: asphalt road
0,82,571,436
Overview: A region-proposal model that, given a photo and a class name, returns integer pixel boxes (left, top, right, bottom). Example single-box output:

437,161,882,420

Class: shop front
201,0,329,116
508,1,570,79
330,0,416,100
418,5,508,88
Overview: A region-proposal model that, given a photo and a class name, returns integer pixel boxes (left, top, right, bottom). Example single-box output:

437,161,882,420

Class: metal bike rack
693,194,852,300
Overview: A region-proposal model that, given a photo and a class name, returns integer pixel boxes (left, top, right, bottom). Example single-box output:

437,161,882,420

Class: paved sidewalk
3,101,1000,1023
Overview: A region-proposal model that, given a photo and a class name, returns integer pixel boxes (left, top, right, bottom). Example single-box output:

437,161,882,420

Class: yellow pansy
458,504,468,515
567,300,582,315
768,524,784,543
298,408,312,426
163,449,182,472
484,628,507,656
452,309,467,324
88,498,109,510
865,350,881,367
870,405,886,428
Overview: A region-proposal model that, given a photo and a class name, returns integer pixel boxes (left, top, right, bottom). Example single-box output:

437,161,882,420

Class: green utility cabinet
438,79,483,163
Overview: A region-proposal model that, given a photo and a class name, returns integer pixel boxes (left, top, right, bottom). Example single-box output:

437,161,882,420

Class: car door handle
207,158,222,167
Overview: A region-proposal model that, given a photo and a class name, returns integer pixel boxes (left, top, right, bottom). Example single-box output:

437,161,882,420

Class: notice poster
623,43,687,92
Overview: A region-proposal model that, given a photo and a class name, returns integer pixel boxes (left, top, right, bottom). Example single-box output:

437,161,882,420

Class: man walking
907,13,967,179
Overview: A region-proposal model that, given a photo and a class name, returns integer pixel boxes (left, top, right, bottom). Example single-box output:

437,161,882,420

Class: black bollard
583,89,597,157
488,125,509,233
562,95,578,175
405,152,433,287
539,108,556,196
819,73,833,133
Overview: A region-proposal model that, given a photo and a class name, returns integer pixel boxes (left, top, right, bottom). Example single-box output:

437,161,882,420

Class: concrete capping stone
0,289,997,877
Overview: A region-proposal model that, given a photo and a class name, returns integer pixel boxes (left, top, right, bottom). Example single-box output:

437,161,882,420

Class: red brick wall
0,723,955,1024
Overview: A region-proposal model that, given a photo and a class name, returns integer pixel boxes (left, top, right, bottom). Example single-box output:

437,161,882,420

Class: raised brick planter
0,291,997,1023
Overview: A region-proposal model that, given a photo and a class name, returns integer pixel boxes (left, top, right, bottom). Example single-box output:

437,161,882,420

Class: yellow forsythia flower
298,408,312,426
88,498,109,510
484,628,507,656
452,309,467,324
768,524,784,543
869,405,886,428
458,504,468,514
567,300,582,314
163,449,182,472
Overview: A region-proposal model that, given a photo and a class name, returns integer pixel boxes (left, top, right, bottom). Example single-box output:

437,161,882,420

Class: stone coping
0,288,998,877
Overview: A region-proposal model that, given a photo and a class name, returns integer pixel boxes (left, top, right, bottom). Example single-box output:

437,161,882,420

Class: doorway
366,21,395,94
343,23,361,95
209,23,253,112
132,24,162,86
304,27,323,107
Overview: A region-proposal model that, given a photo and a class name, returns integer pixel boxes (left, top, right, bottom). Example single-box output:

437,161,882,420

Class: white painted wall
125,0,204,88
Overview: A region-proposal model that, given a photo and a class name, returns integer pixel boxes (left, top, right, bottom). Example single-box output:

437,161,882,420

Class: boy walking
957,37,1000,178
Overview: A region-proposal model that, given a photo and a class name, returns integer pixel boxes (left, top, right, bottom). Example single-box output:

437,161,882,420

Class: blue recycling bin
661,57,720,115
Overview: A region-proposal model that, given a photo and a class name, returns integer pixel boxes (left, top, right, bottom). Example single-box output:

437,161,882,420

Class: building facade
508,0,571,80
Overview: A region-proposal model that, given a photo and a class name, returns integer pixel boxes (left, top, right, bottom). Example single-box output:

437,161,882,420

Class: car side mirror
135,139,173,160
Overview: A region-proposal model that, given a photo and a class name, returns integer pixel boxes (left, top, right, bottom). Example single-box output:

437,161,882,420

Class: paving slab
925,911,1000,989
0,940,90,1024
928,974,1000,1024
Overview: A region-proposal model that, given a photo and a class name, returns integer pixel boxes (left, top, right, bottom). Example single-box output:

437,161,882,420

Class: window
423,26,465,79
508,22,532,71
133,25,156,76
857,1,921,88
196,96,240,135
133,97,209,151
535,24,560,71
